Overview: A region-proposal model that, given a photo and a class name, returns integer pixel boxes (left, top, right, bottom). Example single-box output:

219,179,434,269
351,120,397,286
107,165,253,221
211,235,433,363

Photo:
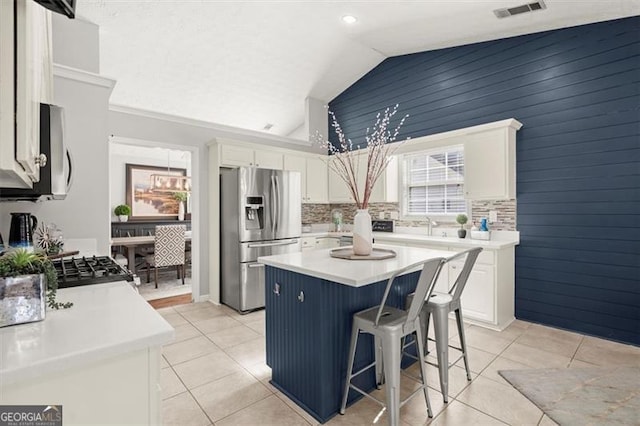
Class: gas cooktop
52,256,133,288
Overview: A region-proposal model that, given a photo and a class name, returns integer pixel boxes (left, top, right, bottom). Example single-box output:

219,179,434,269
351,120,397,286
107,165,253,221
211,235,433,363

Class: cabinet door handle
297,291,304,302
35,153,47,168
273,283,280,296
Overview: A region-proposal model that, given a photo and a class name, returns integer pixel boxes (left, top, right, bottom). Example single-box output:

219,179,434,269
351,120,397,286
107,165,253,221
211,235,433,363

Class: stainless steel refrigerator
220,167,302,312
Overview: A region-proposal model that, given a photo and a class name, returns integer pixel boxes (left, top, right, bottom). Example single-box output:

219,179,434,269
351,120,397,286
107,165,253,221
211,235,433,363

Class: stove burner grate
53,256,133,288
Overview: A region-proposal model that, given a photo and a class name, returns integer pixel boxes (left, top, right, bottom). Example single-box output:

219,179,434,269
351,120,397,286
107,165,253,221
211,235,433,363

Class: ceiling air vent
494,1,546,18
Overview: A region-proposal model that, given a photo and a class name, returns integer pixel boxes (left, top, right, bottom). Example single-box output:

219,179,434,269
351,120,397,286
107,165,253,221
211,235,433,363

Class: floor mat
499,367,640,425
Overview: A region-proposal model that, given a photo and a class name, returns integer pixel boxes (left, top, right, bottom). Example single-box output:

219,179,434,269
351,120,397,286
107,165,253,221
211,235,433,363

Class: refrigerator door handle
247,239,299,248
247,263,265,268
274,174,280,233
270,175,277,235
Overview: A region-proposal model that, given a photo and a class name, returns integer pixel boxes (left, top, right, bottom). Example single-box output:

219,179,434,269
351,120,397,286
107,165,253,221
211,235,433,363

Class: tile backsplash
302,199,516,231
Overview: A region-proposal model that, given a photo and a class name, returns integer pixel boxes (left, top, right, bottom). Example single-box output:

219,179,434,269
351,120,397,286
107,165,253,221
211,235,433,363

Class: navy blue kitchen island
259,245,455,423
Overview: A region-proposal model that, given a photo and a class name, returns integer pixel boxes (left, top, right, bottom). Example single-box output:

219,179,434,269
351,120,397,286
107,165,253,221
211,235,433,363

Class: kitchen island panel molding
265,265,422,423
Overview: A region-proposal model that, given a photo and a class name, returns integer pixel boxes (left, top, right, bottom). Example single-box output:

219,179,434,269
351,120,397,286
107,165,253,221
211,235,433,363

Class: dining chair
340,256,446,426
145,225,186,288
406,247,482,403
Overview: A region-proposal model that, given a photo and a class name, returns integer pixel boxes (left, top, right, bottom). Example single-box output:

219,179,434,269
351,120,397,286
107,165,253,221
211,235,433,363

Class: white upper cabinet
0,0,52,188
305,156,328,203
463,126,518,200
327,154,352,203
328,150,397,204
393,118,522,201
283,153,328,204
220,145,283,169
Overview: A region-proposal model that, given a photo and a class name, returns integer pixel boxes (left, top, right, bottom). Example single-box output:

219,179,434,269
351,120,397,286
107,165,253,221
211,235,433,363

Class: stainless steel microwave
0,104,73,201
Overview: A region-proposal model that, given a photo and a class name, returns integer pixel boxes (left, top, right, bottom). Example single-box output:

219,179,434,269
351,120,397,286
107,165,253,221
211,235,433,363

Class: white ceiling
77,0,639,140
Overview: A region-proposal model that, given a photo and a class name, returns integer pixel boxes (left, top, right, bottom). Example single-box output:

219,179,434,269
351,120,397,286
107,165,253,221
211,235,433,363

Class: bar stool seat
340,257,445,426
406,247,482,403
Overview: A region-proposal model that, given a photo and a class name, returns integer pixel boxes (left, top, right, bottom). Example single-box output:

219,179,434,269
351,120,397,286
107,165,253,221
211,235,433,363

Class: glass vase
353,209,373,256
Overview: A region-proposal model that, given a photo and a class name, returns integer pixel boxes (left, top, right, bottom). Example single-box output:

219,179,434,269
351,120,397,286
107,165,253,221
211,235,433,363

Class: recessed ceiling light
342,15,357,24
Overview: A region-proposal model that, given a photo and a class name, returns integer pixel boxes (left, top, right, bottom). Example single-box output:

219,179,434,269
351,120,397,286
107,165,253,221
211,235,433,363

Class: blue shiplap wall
329,17,640,345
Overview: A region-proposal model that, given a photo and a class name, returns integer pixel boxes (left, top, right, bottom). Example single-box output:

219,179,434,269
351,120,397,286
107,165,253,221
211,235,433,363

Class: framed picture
125,164,186,220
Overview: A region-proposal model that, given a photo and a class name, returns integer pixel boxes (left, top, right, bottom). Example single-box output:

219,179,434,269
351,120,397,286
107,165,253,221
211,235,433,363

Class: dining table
110,231,192,273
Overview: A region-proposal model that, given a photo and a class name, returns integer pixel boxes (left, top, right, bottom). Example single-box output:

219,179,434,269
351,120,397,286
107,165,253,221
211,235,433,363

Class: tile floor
158,302,640,425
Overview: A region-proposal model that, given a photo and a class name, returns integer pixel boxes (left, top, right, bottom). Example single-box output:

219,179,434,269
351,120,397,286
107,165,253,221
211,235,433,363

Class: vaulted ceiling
77,0,639,140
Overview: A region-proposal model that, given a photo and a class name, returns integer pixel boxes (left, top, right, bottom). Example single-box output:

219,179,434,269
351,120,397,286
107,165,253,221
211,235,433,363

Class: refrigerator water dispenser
245,196,264,230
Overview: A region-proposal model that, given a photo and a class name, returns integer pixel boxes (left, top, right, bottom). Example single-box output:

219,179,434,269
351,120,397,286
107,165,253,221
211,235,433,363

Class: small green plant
114,204,131,216
0,249,72,309
173,192,188,202
456,214,468,229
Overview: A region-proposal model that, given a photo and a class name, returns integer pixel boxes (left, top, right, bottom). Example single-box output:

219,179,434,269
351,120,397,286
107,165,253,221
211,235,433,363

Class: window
401,145,466,218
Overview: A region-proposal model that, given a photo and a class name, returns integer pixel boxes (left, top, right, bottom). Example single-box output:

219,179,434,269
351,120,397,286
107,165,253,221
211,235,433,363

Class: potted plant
173,192,188,221
0,249,72,327
114,204,131,222
456,214,468,239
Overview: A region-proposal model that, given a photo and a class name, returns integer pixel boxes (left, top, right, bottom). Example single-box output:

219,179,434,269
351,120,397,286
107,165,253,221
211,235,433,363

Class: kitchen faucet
425,217,437,236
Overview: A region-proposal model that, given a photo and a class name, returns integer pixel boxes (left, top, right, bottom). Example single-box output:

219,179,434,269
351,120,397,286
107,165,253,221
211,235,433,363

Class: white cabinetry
328,151,397,203
301,236,316,252
463,124,519,200
372,236,515,330
315,236,341,249
3,348,162,425
305,156,329,203
449,260,494,323
220,145,283,169
0,0,53,188
283,154,328,203
301,235,341,251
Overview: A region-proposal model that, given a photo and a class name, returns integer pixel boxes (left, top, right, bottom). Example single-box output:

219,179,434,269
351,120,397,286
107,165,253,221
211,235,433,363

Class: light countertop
301,230,518,249
258,244,456,287
371,232,519,249
0,281,174,386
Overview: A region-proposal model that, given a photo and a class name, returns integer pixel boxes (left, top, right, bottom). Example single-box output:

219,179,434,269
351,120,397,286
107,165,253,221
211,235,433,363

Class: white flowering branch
314,105,409,209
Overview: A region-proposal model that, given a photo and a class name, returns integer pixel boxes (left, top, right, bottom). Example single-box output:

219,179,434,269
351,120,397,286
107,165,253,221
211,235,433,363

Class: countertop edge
259,245,456,287
0,282,175,386
259,257,360,286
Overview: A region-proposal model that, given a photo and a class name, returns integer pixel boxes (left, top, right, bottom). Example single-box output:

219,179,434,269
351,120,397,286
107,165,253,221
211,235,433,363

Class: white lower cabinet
315,236,340,249
450,260,495,323
301,236,315,252
2,347,162,425
374,237,514,330
301,235,341,251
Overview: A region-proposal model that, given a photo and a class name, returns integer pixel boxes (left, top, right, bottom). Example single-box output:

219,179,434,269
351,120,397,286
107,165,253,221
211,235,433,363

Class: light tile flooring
158,302,640,425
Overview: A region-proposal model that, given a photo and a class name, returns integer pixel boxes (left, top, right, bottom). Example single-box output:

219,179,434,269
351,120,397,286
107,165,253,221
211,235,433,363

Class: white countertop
371,232,519,249
258,244,456,287
0,281,174,386
301,232,351,238
300,230,518,249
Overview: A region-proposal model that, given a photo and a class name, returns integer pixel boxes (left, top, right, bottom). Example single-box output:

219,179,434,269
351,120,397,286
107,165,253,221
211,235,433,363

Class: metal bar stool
406,247,482,403
340,257,446,426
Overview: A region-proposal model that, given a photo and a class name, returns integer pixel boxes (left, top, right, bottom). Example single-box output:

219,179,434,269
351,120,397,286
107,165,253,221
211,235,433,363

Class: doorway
109,138,200,305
